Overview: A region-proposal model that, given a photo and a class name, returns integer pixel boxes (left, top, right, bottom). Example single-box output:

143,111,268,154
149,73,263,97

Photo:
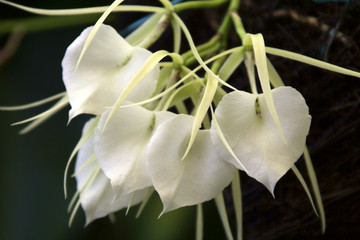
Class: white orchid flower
94,104,176,198
62,24,159,120
147,114,234,214
73,118,147,225
211,86,311,194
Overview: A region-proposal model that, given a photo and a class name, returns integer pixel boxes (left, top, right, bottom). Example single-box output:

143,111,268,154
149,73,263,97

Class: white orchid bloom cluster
62,24,311,228
2,0,360,238
65,24,235,224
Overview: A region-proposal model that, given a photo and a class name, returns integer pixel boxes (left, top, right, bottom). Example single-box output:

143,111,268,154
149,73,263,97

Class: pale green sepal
126,12,163,46
79,172,148,226
173,45,247,96
218,50,244,82
125,192,136,215
163,80,203,111
0,92,65,111
231,170,243,240
215,194,234,240
72,153,96,177
118,74,193,110
75,0,124,69
244,33,286,143
173,14,226,88
291,166,318,217
19,109,66,134
196,204,203,240
154,66,173,96
103,50,169,131
119,65,201,110
69,166,100,227
304,147,326,233
212,87,226,107
267,58,285,88
137,14,170,49
210,106,248,172
180,65,202,82
175,102,187,114
182,75,218,161
135,188,154,218
175,14,243,96
244,51,257,94
68,164,98,213
112,47,244,111
63,117,99,199
13,96,68,134
171,16,181,53
266,47,360,79
11,95,68,126
181,46,244,86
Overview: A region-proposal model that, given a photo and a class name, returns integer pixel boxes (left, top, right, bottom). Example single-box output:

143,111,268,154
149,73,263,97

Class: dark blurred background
0,0,359,239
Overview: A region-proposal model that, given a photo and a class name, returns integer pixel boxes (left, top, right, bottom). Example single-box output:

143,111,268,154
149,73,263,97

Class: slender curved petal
147,114,234,214
211,86,311,194
75,118,147,225
62,24,159,120
94,105,176,198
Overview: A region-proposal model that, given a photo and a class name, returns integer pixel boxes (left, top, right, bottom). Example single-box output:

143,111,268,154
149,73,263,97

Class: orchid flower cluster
1,0,360,239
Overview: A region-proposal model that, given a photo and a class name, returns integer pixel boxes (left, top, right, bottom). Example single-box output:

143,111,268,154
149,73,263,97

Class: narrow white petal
75,119,146,225
62,24,158,119
211,87,311,193
94,105,175,198
148,115,234,213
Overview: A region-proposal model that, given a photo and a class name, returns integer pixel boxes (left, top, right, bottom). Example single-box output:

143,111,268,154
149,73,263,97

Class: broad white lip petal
211,86,311,193
147,114,234,214
62,24,159,120
75,118,147,225
94,105,176,198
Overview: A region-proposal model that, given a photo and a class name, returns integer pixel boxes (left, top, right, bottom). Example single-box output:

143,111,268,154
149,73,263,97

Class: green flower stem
230,11,246,42
232,169,243,240
213,86,227,106
200,54,227,130
217,0,241,38
156,68,180,111
0,15,111,37
174,0,229,12
215,194,234,240
168,46,246,110
184,40,222,66
181,34,221,63
304,147,326,233
182,0,240,65
181,0,241,66
175,101,188,114
202,56,227,128
137,14,171,49
158,0,175,11
170,16,181,53
244,52,258,94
